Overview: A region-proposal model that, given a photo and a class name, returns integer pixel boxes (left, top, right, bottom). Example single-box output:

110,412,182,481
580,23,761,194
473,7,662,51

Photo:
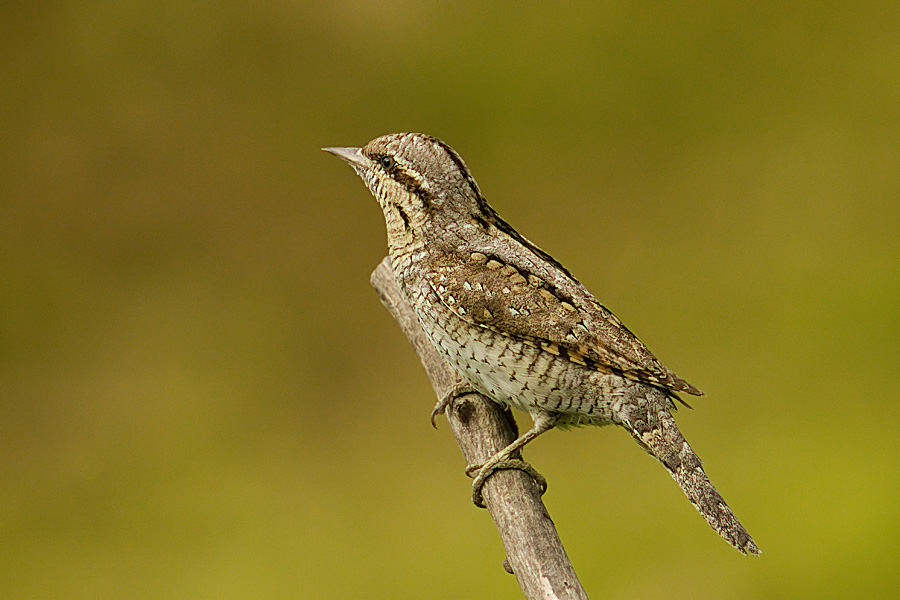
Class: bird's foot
465,458,547,508
430,381,478,428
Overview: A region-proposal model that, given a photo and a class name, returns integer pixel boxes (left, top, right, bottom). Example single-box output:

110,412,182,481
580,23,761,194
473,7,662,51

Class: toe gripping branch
430,381,478,429
466,458,548,508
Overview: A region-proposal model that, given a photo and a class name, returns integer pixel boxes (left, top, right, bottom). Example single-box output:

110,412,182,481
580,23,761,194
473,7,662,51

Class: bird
324,133,759,556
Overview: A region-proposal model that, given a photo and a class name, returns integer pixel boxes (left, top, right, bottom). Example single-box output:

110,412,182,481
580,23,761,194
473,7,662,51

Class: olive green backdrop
2,2,898,599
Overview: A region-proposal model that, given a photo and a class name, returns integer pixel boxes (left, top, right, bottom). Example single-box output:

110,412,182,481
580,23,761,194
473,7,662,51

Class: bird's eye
379,156,394,170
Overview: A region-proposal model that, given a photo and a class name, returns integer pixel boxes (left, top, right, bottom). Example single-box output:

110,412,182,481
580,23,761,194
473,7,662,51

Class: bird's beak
322,146,371,170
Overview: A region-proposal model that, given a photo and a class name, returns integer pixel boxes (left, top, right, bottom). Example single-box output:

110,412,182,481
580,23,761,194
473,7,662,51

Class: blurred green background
2,2,898,598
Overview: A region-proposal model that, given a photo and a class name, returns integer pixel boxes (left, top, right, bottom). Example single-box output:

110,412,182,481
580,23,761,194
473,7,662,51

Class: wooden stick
371,257,589,600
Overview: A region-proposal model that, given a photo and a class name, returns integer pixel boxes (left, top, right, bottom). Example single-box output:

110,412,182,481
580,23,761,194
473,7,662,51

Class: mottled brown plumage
325,133,759,556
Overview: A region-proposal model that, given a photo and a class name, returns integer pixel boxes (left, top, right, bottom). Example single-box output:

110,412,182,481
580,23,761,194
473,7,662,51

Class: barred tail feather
627,399,760,556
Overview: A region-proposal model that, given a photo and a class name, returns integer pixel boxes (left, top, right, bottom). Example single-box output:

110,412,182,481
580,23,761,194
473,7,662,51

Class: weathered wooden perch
371,257,589,600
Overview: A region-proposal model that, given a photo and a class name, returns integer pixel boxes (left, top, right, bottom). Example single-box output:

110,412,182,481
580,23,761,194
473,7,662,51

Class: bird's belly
416,303,619,421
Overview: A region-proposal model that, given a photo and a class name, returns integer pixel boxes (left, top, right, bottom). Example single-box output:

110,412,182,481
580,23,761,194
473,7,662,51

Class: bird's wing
424,251,702,397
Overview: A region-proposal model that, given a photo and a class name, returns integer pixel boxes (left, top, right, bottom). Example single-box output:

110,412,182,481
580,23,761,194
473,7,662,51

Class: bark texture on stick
371,257,589,600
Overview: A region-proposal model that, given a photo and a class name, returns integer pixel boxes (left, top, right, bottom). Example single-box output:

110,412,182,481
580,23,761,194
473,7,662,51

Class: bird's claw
430,381,477,428
466,458,547,508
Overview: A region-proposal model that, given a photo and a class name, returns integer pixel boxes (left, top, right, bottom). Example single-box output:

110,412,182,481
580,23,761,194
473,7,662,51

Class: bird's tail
626,397,760,556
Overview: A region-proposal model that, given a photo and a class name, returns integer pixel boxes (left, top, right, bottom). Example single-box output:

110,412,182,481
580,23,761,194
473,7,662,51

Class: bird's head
324,133,487,248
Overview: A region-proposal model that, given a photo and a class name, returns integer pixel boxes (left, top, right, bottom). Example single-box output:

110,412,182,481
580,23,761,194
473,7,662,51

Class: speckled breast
403,274,621,424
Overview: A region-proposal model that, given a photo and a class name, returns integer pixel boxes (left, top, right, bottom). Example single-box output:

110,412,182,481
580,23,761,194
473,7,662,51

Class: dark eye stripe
387,166,432,207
